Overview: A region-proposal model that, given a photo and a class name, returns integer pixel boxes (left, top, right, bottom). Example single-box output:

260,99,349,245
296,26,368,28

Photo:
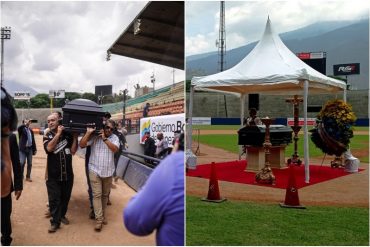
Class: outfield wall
186,90,369,121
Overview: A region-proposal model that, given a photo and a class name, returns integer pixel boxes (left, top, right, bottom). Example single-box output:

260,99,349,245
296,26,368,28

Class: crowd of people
1,87,184,245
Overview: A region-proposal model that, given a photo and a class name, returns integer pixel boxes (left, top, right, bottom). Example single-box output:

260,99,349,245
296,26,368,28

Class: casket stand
238,125,292,171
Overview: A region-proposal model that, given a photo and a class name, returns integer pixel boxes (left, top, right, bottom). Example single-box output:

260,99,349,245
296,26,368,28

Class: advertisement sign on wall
192,117,211,125
287,118,316,126
139,113,185,146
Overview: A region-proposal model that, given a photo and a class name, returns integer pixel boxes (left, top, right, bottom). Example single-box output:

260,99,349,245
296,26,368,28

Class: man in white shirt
156,132,169,158
79,119,119,232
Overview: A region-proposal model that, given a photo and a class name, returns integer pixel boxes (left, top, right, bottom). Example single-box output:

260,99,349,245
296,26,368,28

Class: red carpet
186,160,364,189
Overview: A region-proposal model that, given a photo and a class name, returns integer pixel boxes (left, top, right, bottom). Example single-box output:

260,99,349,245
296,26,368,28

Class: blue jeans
19,147,33,179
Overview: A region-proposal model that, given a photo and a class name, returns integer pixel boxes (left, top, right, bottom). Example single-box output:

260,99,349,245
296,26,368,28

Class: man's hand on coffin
57,125,64,135
86,124,96,134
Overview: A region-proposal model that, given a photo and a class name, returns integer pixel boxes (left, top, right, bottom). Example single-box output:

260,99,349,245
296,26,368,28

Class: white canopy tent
188,17,346,183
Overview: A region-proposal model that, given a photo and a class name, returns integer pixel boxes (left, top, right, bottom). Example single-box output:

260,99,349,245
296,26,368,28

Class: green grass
186,196,369,246
193,134,369,163
193,125,241,130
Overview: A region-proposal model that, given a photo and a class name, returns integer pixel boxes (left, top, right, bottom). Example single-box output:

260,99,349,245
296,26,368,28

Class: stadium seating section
107,81,184,124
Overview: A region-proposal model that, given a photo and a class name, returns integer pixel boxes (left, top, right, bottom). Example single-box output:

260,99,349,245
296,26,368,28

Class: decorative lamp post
255,117,276,185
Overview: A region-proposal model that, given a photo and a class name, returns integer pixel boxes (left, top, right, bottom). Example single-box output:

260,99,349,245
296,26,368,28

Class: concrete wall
186,90,369,119
125,134,145,163
15,108,62,128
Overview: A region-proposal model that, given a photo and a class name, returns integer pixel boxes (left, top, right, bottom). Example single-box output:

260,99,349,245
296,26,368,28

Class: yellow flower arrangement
310,99,356,156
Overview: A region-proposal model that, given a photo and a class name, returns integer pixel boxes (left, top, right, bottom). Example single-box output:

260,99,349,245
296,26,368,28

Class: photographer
80,119,119,232
18,118,37,182
43,114,78,233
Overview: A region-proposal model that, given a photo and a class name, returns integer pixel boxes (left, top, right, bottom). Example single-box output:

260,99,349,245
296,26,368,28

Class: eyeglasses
104,126,113,131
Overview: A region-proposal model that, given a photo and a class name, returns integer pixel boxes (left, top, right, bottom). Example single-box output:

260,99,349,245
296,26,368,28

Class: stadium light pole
120,89,128,127
1,26,11,87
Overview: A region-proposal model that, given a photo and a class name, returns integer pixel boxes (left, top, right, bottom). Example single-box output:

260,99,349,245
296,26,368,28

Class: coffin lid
62,99,104,113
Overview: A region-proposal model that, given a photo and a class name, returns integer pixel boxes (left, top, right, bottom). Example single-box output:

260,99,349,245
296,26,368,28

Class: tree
14,100,30,109
82,92,98,102
30,94,50,108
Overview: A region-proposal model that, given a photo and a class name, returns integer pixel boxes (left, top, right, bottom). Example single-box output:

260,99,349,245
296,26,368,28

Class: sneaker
61,217,69,225
89,210,95,220
48,224,59,233
26,178,32,182
94,222,102,232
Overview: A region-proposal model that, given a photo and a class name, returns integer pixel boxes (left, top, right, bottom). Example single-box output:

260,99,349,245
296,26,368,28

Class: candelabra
255,117,276,185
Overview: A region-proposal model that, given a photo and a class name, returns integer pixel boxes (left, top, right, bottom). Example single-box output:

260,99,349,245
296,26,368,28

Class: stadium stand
109,81,184,133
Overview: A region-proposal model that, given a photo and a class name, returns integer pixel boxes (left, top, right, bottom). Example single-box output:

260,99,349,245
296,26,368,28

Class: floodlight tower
216,1,226,72
216,1,228,117
1,26,11,87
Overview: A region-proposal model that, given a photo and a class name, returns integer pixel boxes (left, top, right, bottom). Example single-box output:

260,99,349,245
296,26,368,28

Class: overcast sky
1,1,184,97
186,0,369,56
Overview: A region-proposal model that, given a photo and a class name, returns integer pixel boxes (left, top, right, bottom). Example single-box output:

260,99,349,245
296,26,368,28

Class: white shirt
87,134,119,177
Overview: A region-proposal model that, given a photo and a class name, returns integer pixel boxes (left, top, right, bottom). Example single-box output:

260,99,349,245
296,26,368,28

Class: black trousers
1,193,12,246
85,147,93,209
46,179,73,226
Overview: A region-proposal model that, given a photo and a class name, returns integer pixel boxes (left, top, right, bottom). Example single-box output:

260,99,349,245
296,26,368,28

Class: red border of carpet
186,160,364,189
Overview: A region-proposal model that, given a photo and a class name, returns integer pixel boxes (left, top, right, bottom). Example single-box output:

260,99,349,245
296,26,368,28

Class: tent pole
303,80,310,183
239,94,245,160
187,85,194,151
343,86,347,103
240,93,245,126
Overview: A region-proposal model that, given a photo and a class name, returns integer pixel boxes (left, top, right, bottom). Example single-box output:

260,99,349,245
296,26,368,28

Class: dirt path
187,143,369,207
11,135,155,245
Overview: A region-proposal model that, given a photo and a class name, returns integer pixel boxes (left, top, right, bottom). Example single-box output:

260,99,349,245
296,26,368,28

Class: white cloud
2,1,184,98
186,0,369,56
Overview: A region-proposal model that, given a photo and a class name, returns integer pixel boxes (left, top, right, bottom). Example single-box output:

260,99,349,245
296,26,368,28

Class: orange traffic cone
279,165,305,209
202,162,226,203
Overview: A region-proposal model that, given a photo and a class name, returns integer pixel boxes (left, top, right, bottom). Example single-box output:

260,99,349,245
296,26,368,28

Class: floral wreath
310,99,356,156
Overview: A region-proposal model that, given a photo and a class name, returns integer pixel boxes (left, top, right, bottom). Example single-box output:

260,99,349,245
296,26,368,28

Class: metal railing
121,150,161,168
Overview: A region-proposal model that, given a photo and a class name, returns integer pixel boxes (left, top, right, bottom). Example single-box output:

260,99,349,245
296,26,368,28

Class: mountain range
186,19,369,90
2,80,39,97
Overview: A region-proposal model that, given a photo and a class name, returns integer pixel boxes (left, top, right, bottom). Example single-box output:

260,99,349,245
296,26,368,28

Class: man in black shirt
143,131,156,163
43,114,78,233
143,103,150,118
